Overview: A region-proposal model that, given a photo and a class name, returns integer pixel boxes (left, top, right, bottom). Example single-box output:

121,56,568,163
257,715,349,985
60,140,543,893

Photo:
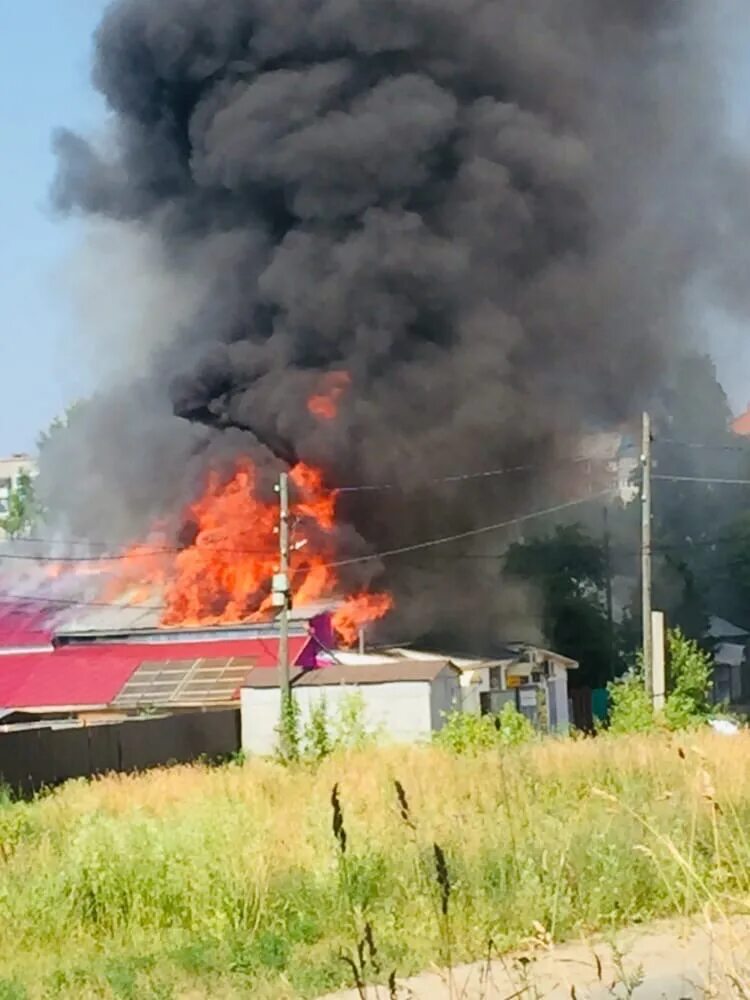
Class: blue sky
0,2,107,456
1,5,749,458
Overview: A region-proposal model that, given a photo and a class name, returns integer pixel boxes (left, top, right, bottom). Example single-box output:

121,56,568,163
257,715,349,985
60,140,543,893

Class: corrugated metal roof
0,648,142,709
114,656,257,708
0,601,55,648
0,635,314,710
54,600,336,639
244,660,458,688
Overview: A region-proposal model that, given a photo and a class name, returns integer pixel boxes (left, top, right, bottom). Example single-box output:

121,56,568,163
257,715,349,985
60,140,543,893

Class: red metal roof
0,602,55,648
0,635,313,709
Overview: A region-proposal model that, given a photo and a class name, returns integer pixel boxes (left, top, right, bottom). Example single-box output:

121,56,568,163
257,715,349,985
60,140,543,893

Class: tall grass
1,733,750,998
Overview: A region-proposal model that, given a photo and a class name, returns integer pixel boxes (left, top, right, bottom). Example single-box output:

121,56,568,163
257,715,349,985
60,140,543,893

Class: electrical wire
652,474,750,486
0,593,166,612
657,438,750,454
0,547,279,564
337,454,601,493
325,489,616,568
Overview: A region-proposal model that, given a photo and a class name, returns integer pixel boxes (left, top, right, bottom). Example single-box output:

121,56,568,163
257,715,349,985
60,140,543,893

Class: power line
0,593,166,612
0,547,279,564
326,490,616,568
337,454,599,493
653,474,750,486
657,438,750,454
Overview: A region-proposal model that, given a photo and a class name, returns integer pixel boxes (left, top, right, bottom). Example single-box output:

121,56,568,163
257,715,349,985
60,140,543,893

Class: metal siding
241,682,434,755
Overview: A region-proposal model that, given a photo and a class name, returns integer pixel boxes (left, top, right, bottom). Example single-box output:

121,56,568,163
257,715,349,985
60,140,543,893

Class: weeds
608,629,716,735
0,734,749,997
434,702,535,754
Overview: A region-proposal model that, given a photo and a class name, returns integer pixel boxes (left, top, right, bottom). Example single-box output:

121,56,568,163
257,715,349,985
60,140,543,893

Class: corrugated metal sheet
244,660,458,688
0,635,313,710
0,601,55,649
114,656,258,708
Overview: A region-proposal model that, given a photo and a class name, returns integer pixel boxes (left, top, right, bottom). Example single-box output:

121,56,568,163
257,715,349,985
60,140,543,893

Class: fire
307,371,351,421
99,457,390,645
332,593,394,647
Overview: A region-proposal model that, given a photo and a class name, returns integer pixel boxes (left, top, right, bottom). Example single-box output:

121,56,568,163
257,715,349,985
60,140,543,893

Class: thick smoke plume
42,0,748,646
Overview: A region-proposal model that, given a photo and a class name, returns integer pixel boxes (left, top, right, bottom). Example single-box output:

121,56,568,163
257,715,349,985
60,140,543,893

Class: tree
1,471,40,539
504,524,615,688
607,352,750,645
608,629,713,733
37,400,87,456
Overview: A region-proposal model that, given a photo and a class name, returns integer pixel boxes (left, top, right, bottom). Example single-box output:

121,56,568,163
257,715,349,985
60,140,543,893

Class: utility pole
641,411,653,699
603,505,615,680
274,471,291,753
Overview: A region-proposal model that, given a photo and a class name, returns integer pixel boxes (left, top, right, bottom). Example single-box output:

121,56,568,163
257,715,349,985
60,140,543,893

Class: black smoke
44,0,748,647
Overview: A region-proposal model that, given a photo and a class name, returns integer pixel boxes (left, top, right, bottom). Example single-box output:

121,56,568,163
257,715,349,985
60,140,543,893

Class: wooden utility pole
276,471,291,747
641,411,653,699
603,505,615,680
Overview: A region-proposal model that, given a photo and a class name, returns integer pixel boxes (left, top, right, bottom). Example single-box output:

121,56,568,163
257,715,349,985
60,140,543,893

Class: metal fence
0,709,241,795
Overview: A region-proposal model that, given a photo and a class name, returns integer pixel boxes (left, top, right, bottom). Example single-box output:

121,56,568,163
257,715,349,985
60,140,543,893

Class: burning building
6,0,748,651
0,597,332,719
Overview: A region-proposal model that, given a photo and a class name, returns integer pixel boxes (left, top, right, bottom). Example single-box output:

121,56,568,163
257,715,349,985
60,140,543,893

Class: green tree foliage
504,524,614,687
606,354,750,647
646,354,750,638
434,702,535,754
663,628,713,729
36,401,87,456
1,471,40,539
608,628,713,733
607,664,655,734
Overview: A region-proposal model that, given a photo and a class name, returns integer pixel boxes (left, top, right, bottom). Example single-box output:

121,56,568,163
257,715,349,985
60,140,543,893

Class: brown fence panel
0,709,241,795
570,687,594,733
45,727,91,786
87,724,121,776
0,729,43,794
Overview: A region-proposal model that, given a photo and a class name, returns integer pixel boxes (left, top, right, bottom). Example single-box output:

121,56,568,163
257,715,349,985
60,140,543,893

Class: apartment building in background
0,454,37,537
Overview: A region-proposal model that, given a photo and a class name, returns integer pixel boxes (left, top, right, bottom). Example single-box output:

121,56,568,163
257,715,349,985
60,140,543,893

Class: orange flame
332,593,394,647
98,457,390,645
307,371,351,421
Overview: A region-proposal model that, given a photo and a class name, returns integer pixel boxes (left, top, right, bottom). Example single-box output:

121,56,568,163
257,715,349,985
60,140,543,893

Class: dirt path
319,916,750,999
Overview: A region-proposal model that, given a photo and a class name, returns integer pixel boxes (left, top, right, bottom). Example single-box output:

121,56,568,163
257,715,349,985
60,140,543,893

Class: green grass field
1,732,749,999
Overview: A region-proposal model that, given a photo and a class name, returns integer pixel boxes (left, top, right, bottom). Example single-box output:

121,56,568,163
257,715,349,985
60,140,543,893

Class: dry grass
1,732,750,998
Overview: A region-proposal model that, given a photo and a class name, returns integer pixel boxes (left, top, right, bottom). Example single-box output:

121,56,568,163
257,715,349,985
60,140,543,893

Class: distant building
0,454,36,538
576,431,639,504
241,660,463,754
731,405,750,437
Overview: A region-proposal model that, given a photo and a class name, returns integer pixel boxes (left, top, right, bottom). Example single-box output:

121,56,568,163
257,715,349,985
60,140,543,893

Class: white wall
430,673,462,730
549,665,571,732
241,681,436,755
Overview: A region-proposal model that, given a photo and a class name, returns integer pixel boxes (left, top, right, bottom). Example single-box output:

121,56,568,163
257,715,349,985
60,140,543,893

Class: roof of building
346,643,579,671
0,635,315,710
115,656,257,708
0,647,143,710
53,599,334,639
708,615,748,640
0,601,55,649
244,659,458,688
732,406,750,437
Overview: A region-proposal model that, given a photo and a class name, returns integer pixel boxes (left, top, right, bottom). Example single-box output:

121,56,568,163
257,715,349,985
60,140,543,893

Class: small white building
240,660,461,755
383,644,577,732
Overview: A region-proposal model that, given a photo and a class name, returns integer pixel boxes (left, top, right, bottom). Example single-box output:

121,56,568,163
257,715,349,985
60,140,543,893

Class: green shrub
608,629,714,734
434,704,534,754
607,668,655,735
663,629,712,730
303,697,332,761
331,691,378,750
